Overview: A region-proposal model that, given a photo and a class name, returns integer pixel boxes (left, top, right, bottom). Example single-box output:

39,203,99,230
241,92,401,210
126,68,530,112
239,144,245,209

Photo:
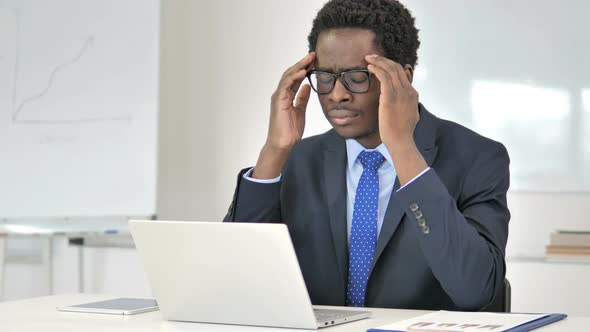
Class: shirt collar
345,139,394,172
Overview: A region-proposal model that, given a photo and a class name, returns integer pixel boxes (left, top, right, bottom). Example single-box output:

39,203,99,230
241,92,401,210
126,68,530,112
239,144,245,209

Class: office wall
156,0,590,315
506,193,590,316
157,0,332,221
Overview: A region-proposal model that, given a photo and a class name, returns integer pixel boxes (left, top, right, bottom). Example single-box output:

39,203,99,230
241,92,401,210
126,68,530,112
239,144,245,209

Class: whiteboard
402,0,590,191
0,0,159,217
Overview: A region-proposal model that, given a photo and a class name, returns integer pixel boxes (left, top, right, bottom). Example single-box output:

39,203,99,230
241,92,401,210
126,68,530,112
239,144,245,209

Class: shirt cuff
242,167,282,184
396,167,431,192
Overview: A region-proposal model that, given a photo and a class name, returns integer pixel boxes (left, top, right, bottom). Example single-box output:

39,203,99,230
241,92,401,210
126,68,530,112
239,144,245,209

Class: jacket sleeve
395,143,510,310
223,167,283,223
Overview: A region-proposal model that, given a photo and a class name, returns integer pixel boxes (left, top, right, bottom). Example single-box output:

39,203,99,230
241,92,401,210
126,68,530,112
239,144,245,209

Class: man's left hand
365,54,419,152
365,54,428,186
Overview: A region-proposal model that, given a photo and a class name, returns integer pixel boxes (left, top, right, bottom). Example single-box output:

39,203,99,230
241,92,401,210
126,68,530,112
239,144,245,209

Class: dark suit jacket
224,104,510,311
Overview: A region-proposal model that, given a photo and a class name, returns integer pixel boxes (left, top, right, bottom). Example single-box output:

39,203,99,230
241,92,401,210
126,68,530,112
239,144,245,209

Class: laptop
129,220,371,329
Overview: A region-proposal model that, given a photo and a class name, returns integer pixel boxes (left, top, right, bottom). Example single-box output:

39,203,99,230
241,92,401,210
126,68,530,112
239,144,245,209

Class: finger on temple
278,68,307,93
393,62,411,87
366,55,402,89
294,84,311,113
289,69,309,95
368,64,394,94
290,52,316,73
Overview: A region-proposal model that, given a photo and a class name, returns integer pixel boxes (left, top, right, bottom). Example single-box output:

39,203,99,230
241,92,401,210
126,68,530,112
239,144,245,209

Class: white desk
0,294,587,332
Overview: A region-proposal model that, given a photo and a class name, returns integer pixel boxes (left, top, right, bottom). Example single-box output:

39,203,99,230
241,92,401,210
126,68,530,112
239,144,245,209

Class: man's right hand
252,52,316,180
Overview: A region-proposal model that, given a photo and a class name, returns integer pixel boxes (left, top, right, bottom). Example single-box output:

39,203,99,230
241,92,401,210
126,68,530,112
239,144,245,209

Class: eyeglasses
306,69,372,95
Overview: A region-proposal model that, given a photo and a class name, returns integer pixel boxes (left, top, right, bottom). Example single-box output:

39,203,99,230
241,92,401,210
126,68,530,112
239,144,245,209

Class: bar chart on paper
0,0,160,217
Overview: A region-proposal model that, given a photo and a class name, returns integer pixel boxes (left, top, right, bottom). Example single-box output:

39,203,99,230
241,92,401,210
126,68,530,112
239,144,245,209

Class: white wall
156,0,333,221
507,192,590,258
506,192,590,316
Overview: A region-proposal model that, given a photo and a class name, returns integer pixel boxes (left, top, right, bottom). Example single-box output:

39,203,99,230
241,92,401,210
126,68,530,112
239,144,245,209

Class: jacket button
413,210,423,219
409,203,419,212
422,225,430,234
417,218,426,227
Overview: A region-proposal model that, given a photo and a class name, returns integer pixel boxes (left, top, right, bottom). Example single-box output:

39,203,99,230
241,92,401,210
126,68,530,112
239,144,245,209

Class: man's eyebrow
315,65,367,72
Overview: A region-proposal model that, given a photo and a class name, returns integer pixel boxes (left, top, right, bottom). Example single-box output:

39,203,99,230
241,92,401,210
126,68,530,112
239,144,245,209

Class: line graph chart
2,7,136,125
0,0,159,218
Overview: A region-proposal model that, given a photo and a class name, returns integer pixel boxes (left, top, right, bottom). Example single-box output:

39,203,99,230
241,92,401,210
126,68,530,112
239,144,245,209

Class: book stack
545,230,590,261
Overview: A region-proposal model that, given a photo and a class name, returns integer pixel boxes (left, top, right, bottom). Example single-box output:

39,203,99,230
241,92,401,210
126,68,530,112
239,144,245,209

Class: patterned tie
347,150,385,307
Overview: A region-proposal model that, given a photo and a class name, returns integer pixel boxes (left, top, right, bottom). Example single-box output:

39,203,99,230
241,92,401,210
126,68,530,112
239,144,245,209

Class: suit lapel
370,104,439,273
322,131,348,284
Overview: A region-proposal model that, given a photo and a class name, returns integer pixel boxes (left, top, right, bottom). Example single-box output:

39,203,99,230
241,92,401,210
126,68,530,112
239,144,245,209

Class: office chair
481,278,511,313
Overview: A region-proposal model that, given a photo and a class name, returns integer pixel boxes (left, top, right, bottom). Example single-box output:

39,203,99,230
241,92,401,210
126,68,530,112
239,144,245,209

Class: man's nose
328,79,352,103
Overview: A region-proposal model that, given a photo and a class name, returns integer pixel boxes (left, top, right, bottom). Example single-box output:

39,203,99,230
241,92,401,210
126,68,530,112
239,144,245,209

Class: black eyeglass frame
306,69,373,95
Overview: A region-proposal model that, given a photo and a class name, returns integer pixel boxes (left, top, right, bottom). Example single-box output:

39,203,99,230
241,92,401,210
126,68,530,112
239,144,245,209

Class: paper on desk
369,311,548,332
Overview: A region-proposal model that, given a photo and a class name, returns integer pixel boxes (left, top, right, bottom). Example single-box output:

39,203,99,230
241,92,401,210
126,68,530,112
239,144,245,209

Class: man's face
314,28,383,148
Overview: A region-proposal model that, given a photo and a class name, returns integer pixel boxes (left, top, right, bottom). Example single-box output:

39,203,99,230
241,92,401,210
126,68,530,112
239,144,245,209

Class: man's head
307,0,420,148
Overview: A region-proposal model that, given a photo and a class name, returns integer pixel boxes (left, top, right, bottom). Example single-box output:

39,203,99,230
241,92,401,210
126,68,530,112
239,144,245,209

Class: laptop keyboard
314,309,352,321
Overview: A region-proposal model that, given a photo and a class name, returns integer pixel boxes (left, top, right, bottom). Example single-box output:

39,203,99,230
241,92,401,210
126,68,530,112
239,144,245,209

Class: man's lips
327,109,359,126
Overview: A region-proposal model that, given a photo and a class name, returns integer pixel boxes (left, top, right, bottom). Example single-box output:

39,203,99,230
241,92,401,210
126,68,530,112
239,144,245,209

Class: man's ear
404,64,414,84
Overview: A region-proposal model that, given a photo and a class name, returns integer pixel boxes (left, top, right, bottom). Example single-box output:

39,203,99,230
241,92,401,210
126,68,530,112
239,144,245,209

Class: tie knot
357,150,385,171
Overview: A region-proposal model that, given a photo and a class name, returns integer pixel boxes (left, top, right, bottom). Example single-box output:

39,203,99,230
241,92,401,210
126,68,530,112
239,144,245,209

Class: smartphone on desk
57,298,158,315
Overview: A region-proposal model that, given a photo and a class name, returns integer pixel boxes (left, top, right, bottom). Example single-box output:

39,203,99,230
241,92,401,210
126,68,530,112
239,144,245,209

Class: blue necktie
347,150,385,307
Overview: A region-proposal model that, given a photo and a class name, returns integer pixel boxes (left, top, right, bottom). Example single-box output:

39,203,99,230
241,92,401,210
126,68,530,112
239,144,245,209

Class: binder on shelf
545,245,590,255
548,230,590,247
546,230,590,261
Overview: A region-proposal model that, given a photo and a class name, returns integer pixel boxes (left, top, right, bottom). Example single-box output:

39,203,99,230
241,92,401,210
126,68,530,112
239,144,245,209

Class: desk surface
1,294,587,332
